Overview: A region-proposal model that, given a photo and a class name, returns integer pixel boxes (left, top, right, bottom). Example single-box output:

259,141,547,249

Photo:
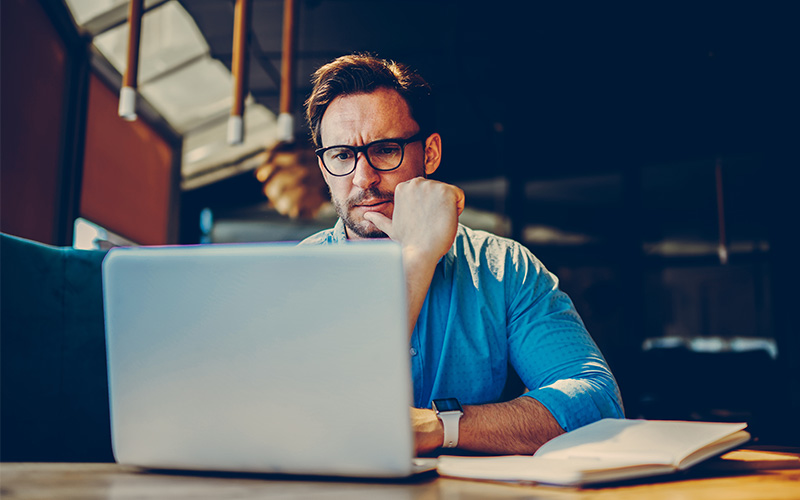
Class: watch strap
439,411,462,448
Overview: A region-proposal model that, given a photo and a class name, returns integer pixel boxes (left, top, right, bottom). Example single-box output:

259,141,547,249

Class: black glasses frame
315,132,426,177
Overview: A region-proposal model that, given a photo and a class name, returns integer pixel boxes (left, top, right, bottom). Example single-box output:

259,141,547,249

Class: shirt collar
331,218,348,243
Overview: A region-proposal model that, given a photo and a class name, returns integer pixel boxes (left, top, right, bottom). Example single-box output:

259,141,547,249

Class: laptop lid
102,241,418,477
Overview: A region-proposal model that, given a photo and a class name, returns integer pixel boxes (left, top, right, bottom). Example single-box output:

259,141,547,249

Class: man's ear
423,133,442,176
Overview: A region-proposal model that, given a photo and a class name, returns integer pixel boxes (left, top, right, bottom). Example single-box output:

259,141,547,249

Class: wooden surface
2,450,799,500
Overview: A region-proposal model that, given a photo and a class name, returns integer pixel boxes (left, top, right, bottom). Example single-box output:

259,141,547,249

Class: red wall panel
80,75,176,245
0,0,68,244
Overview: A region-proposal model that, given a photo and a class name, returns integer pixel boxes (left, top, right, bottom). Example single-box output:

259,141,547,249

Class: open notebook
437,418,750,486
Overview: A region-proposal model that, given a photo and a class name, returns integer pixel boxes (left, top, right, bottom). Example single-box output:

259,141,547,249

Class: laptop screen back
102,241,414,477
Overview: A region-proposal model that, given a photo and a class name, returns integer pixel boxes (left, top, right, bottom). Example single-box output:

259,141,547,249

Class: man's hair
305,53,435,148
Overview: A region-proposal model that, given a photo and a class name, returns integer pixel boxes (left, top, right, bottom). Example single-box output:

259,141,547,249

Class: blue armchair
1,233,113,461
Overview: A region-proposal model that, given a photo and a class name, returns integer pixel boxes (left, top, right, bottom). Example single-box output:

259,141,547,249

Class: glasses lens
367,141,403,170
322,147,356,175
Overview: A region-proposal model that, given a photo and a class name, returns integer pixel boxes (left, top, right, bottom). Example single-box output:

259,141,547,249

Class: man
300,54,624,456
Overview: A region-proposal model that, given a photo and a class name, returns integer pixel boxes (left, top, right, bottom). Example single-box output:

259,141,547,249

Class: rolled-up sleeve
506,247,624,431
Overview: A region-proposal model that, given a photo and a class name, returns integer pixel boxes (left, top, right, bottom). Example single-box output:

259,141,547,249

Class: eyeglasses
315,133,425,177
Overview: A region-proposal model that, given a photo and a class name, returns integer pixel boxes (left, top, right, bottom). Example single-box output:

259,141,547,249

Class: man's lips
355,199,391,209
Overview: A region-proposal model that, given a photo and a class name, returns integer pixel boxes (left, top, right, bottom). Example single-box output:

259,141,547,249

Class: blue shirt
300,219,624,431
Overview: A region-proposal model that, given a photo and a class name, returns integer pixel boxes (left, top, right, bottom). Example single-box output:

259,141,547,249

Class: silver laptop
102,241,433,477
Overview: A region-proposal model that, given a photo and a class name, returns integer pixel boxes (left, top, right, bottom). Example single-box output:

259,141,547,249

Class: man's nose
351,153,380,189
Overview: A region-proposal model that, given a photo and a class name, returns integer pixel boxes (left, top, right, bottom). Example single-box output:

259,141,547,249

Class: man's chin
344,218,388,239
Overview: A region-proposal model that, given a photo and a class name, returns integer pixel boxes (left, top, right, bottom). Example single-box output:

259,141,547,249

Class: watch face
433,398,462,413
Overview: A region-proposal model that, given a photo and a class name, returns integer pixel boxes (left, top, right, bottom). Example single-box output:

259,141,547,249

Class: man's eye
329,149,353,161
373,145,401,156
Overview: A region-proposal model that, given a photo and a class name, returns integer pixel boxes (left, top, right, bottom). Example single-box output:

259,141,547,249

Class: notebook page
535,419,747,466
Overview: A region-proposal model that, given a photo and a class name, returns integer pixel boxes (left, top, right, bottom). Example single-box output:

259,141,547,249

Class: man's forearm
402,246,439,338
415,397,565,455
459,397,565,454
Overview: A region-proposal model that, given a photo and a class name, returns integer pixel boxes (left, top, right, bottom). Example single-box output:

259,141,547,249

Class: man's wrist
401,244,441,271
432,398,464,448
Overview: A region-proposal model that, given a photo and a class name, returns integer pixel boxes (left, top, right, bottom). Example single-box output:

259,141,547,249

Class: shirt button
409,347,418,357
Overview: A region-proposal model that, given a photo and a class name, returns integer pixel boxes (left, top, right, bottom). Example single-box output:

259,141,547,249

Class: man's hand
363,178,465,261
411,407,443,456
363,179,465,337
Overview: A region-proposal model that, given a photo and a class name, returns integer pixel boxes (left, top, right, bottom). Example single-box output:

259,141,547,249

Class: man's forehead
319,88,417,145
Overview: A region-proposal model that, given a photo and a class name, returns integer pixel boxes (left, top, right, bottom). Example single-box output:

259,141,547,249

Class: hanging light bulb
228,0,252,145
118,0,143,121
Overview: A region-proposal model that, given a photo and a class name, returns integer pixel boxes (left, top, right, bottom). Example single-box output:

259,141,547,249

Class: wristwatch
432,398,463,448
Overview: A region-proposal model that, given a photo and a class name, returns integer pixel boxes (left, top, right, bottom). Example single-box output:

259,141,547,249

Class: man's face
318,87,431,240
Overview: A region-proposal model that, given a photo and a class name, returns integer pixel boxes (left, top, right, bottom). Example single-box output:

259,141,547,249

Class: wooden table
2,450,799,499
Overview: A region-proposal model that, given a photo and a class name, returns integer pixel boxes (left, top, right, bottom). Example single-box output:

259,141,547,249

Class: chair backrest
0,233,113,461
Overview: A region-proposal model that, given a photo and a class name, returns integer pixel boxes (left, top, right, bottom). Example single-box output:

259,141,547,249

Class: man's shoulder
453,224,548,278
455,224,529,255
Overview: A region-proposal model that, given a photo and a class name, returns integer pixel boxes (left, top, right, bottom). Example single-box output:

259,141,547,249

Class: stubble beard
332,187,394,239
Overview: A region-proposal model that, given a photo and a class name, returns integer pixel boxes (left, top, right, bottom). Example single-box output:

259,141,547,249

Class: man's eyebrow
327,137,405,147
